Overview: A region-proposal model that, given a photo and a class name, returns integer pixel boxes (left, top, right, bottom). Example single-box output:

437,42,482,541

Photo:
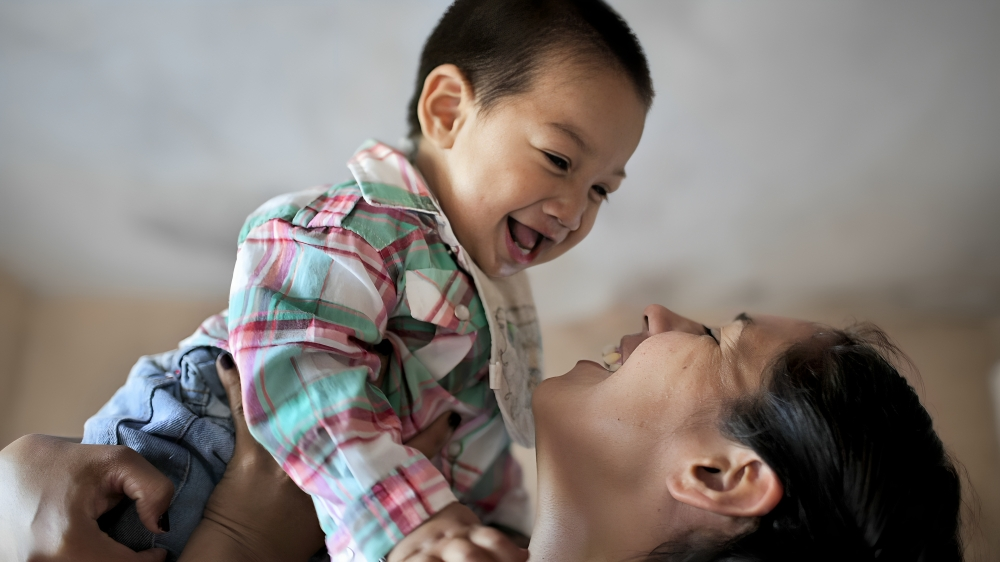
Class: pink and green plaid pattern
220,141,526,562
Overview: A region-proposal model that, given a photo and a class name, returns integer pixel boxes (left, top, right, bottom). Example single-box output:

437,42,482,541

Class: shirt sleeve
228,217,457,561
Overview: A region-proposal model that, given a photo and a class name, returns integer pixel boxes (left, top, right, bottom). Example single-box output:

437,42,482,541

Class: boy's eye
546,153,569,171
591,185,609,200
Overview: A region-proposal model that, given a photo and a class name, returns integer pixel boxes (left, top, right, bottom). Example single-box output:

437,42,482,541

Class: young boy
85,1,653,560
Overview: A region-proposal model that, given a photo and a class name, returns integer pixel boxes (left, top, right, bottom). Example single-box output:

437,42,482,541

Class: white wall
0,290,224,444
1,1,998,321
0,271,31,445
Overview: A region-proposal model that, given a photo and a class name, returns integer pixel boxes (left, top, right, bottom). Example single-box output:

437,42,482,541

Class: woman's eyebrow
727,312,753,349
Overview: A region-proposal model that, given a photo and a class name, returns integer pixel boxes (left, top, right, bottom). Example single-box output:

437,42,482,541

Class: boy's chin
488,260,528,278
469,249,521,278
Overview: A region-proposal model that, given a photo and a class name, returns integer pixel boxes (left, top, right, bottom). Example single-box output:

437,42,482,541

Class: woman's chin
534,359,613,418
534,360,611,405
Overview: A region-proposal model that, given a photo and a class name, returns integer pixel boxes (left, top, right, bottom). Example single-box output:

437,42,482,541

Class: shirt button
454,304,470,321
447,441,462,458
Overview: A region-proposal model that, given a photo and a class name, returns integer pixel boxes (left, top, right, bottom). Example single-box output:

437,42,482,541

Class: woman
0,305,963,561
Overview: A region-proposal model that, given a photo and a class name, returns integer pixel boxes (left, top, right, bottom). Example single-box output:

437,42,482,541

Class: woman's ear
665,440,783,518
416,64,474,150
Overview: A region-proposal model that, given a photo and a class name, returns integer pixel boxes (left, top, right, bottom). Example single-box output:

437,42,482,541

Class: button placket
446,440,463,459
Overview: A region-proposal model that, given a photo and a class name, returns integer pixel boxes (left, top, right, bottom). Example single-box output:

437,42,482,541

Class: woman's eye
591,185,609,201
546,153,569,171
703,325,719,343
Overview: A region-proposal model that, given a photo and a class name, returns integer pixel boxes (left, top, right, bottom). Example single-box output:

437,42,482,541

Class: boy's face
423,62,647,278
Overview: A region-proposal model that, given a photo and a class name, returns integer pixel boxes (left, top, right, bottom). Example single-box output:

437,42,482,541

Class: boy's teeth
509,219,541,253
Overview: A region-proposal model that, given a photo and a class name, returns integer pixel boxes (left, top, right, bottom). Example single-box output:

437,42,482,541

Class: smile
505,217,547,265
601,344,622,372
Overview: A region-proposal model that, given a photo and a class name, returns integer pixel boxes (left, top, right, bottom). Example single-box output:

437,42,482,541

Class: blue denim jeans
84,346,234,561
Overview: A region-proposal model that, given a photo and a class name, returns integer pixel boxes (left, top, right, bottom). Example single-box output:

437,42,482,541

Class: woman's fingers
179,351,326,561
103,446,175,535
0,434,175,562
405,411,460,460
216,352,255,444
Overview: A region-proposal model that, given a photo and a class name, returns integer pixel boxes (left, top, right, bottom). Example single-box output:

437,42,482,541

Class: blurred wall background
1,0,998,558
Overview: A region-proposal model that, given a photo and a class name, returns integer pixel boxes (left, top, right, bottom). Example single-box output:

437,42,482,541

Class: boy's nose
542,186,589,233
643,304,705,336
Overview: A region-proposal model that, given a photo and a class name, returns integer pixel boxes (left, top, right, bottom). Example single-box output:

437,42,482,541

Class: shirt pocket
403,268,486,335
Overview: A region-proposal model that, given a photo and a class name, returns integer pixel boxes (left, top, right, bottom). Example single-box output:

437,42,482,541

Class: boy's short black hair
407,0,654,139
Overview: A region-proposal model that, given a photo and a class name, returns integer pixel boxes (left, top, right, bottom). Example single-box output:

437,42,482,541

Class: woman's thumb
216,352,253,440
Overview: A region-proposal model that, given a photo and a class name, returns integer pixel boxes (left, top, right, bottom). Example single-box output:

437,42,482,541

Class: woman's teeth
601,344,622,372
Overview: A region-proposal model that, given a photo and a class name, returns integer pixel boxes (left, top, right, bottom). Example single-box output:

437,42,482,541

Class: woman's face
535,305,816,439
531,305,816,559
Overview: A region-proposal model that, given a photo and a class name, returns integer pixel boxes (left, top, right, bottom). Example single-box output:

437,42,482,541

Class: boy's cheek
535,239,576,267
550,216,597,259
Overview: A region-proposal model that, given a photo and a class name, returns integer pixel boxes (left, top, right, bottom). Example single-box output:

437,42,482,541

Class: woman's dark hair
647,324,964,561
406,0,654,139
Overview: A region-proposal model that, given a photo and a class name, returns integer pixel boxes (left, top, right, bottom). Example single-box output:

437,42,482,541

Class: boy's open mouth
506,216,546,264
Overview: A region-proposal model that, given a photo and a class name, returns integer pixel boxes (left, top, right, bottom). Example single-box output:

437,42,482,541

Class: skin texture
0,355,462,562
414,60,647,278
530,305,816,562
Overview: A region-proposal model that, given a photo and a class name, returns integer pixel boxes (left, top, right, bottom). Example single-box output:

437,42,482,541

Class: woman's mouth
601,344,623,372
505,217,547,265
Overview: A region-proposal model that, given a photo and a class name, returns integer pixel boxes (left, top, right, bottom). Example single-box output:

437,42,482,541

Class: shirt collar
346,140,441,215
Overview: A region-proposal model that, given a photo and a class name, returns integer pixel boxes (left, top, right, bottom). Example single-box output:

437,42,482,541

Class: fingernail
219,352,234,370
158,511,171,533
448,412,461,429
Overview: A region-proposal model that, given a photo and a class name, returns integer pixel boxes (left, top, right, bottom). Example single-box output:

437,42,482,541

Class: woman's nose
642,304,705,336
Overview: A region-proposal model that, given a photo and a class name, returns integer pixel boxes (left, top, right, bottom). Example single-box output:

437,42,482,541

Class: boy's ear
665,440,783,518
417,64,474,150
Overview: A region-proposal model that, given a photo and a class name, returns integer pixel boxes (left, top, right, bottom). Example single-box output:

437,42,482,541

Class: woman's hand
178,352,326,562
0,434,174,562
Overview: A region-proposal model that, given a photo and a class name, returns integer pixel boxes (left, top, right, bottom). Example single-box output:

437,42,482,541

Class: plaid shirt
184,141,538,562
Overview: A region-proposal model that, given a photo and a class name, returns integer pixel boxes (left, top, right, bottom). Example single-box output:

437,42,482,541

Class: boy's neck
412,137,447,201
